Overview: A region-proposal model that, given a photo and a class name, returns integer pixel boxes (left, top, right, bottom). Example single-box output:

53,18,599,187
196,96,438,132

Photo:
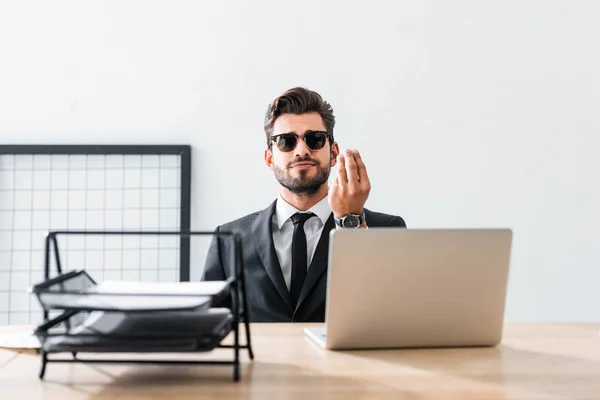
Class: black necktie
290,212,314,309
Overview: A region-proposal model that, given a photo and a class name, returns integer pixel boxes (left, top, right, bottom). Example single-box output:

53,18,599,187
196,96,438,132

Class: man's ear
264,148,274,171
330,142,340,167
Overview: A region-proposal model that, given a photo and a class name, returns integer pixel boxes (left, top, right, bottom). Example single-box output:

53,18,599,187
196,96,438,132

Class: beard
274,155,330,196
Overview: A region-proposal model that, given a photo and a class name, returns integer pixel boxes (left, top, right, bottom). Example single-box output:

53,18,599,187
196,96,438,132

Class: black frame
0,144,193,281
35,229,254,382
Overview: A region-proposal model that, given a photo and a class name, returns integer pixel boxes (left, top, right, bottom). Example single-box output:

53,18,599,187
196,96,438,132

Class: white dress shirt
272,194,332,291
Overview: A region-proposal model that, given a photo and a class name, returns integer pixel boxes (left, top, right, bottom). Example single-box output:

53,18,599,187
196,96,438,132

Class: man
202,87,406,322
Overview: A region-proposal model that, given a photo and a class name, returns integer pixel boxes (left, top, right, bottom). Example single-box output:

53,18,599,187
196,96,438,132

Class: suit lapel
251,200,293,311
295,214,335,310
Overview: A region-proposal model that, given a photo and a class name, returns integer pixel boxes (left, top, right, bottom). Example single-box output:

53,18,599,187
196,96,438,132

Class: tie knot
291,212,314,226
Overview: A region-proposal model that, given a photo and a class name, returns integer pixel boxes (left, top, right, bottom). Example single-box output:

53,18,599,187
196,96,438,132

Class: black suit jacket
202,200,406,322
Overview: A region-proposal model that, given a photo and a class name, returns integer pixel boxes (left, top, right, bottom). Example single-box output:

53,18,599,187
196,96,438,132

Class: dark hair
264,87,335,146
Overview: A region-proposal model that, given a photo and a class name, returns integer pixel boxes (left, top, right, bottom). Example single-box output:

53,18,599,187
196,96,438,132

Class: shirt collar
275,194,332,229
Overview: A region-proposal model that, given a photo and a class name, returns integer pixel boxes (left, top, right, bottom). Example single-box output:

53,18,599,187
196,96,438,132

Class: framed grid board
0,145,192,324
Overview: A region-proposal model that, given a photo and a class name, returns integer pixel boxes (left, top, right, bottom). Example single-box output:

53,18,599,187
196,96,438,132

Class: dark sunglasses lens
305,132,327,150
276,134,298,152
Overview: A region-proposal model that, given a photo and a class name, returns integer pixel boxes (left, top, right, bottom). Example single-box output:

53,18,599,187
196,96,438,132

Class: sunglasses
269,131,332,152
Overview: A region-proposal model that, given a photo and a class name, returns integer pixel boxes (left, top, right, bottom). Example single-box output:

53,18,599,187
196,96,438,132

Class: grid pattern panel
0,153,184,324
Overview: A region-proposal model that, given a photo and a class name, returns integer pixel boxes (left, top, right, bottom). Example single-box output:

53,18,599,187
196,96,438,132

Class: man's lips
291,162,316,168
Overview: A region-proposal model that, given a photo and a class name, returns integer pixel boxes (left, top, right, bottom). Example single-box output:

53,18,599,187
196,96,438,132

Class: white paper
0,330,41,351
89,280,229,296
38,293,211,312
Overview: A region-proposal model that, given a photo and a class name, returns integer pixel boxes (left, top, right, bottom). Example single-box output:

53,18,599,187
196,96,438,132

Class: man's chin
291,170,316,179
288,185,322,195
289,178,327,192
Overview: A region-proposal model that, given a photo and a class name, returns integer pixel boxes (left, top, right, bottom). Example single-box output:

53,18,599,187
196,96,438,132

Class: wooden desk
1,323,599,399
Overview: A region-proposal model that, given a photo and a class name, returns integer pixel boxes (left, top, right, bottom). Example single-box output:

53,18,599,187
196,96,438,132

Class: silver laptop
305,228,513,350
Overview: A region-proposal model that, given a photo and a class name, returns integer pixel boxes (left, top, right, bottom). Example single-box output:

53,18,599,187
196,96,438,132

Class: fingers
337,153,348,184
344,149,359,184
337,149,370,190
352,149,370,187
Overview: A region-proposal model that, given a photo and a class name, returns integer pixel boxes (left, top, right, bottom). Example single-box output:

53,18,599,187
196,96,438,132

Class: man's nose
294,137,311,157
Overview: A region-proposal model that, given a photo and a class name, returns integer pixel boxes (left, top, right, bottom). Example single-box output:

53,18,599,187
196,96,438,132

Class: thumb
328,177,338,200
329,176,339,192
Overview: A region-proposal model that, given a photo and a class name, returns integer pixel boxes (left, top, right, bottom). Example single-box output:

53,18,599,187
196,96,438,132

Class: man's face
265,112,339,196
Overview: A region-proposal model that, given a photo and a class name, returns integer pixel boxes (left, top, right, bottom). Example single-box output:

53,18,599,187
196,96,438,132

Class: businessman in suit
202,87,406,322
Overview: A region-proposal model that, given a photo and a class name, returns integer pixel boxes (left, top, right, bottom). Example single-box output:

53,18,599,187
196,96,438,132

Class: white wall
1,0,598,322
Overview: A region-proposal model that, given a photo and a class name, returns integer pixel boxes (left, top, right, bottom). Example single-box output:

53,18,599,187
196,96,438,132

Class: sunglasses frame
269,131,333,152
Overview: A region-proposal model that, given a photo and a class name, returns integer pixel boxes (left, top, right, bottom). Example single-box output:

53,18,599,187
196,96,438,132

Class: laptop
305,228,513,350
